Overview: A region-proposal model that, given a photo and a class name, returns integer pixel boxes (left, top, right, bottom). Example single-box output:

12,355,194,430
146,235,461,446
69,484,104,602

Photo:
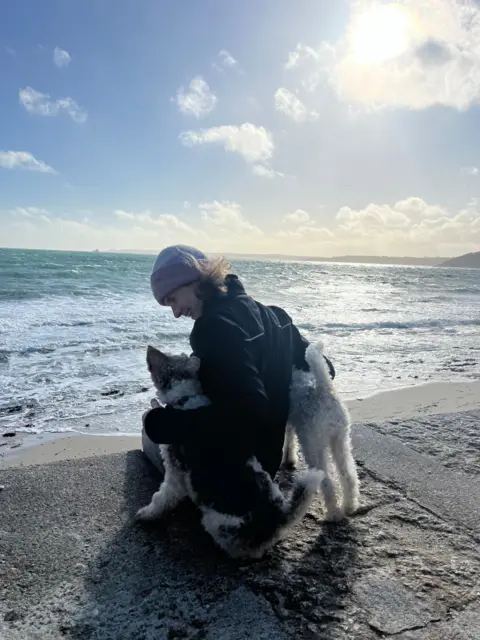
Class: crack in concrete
360,466,480,544
372,615,442,637
351,499,398,517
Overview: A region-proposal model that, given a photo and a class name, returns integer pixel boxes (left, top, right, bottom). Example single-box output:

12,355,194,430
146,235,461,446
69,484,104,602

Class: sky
1,0,480,257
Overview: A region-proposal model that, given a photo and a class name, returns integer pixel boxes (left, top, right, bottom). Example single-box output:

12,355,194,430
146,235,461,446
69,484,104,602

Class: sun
350,3,411,65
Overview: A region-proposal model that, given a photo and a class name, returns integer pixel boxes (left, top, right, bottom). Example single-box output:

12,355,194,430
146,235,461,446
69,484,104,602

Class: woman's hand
142,398,162,429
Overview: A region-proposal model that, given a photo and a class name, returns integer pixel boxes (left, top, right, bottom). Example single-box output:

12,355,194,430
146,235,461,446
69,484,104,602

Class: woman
142,244,333,481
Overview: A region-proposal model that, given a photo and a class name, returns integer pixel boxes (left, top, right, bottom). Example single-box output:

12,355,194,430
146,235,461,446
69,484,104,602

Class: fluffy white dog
136,346,324,559
283,342,360,521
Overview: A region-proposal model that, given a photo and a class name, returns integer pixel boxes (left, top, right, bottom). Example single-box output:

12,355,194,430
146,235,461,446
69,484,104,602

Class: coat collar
201,274,246,315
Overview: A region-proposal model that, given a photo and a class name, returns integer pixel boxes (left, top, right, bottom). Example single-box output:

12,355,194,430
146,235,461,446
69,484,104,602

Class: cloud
9,207,50,217
200,201,263,237
6,47,17,57
336,203,411,230
251,165,283,179
114,202,263,246
461,166,479,176
218,50,238,68
283,209,312,225
2,204,263,252
8,207,52,224
285,44,320,71
276,197,480,257
277,225,333,243
0,150,56,173
175,77,217,118
19,87,87,124
393,197,447,218
114,210,199,235
7,209,209,252
274,88,319,122
53,47,71,68
3,196,480,256
285,0,480,111
278,209,331,242
275,197,480,255
284,43,331,92
179,123,274,164
333,197,480,253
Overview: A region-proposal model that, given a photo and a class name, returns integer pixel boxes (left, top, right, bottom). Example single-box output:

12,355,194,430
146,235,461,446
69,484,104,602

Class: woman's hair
187,255,231,300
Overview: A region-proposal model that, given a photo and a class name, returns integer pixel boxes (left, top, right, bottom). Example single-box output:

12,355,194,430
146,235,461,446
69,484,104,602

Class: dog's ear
146,345,171,373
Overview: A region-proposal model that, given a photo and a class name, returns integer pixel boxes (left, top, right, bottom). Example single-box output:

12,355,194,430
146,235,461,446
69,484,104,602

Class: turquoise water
0,248,479,435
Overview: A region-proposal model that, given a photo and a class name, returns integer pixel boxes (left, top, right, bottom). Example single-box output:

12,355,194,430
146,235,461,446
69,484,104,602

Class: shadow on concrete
68,452,360,639
245,470,361,639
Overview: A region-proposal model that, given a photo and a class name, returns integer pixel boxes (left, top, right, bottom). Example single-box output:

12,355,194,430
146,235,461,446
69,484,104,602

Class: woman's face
163,283,203,320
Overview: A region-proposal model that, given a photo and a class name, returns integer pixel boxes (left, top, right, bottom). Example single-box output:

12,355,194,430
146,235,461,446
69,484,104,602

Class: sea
0,248,479,437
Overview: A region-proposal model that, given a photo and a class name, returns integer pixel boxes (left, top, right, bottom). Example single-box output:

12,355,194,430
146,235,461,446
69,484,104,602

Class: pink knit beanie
150,245,207,305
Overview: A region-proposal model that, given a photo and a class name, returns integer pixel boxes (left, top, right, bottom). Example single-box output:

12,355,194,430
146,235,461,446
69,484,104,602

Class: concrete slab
1,412,479,639
353,572,439,634
352,412,480,535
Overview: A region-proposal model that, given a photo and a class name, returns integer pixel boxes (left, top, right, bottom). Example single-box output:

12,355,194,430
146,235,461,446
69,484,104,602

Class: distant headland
438,251,480,268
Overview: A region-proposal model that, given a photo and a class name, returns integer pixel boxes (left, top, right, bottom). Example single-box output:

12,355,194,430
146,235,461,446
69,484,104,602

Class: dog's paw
135,506,159,522
344,500,360,516
324,507,345,523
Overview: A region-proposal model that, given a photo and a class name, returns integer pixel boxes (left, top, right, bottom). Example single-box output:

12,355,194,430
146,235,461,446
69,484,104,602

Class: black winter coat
144,275,332,478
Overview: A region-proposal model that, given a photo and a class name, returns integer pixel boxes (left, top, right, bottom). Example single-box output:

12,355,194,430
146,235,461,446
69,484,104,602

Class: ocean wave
3,340,164,360
323,318,480,332
0,399,39,416
451,287,480,295
5,341,90,358
57,320,94,328
18,346,57,356
14,425,41,434
18,426,79,434
153,330,190,341
31,320,95,328
0,290,40,301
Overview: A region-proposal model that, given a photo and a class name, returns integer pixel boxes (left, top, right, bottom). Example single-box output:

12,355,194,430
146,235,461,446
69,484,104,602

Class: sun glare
350,3,411,65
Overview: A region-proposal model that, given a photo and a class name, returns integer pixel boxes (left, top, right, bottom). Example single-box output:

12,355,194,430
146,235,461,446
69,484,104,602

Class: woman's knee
141,428,165,475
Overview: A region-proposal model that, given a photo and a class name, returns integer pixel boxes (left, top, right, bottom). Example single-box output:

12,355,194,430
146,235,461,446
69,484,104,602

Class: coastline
2,379,479,469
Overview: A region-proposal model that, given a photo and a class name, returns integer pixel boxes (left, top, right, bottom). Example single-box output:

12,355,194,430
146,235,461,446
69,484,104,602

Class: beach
1,380,479,638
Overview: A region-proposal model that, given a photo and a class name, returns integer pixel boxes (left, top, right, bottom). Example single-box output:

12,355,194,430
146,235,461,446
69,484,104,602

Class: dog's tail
202,467,323,559
305,341,333,387
250,468,324,554
250,469,324,557
279,468,324,532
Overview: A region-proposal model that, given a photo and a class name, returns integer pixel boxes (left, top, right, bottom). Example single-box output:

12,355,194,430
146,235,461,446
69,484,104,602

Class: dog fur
136,347,324,559
283,342,360,521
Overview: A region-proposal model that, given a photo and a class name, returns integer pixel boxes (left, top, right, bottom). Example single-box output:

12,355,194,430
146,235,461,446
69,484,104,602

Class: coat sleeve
143,318,271,448
291,323,310,371
268,304,310,371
